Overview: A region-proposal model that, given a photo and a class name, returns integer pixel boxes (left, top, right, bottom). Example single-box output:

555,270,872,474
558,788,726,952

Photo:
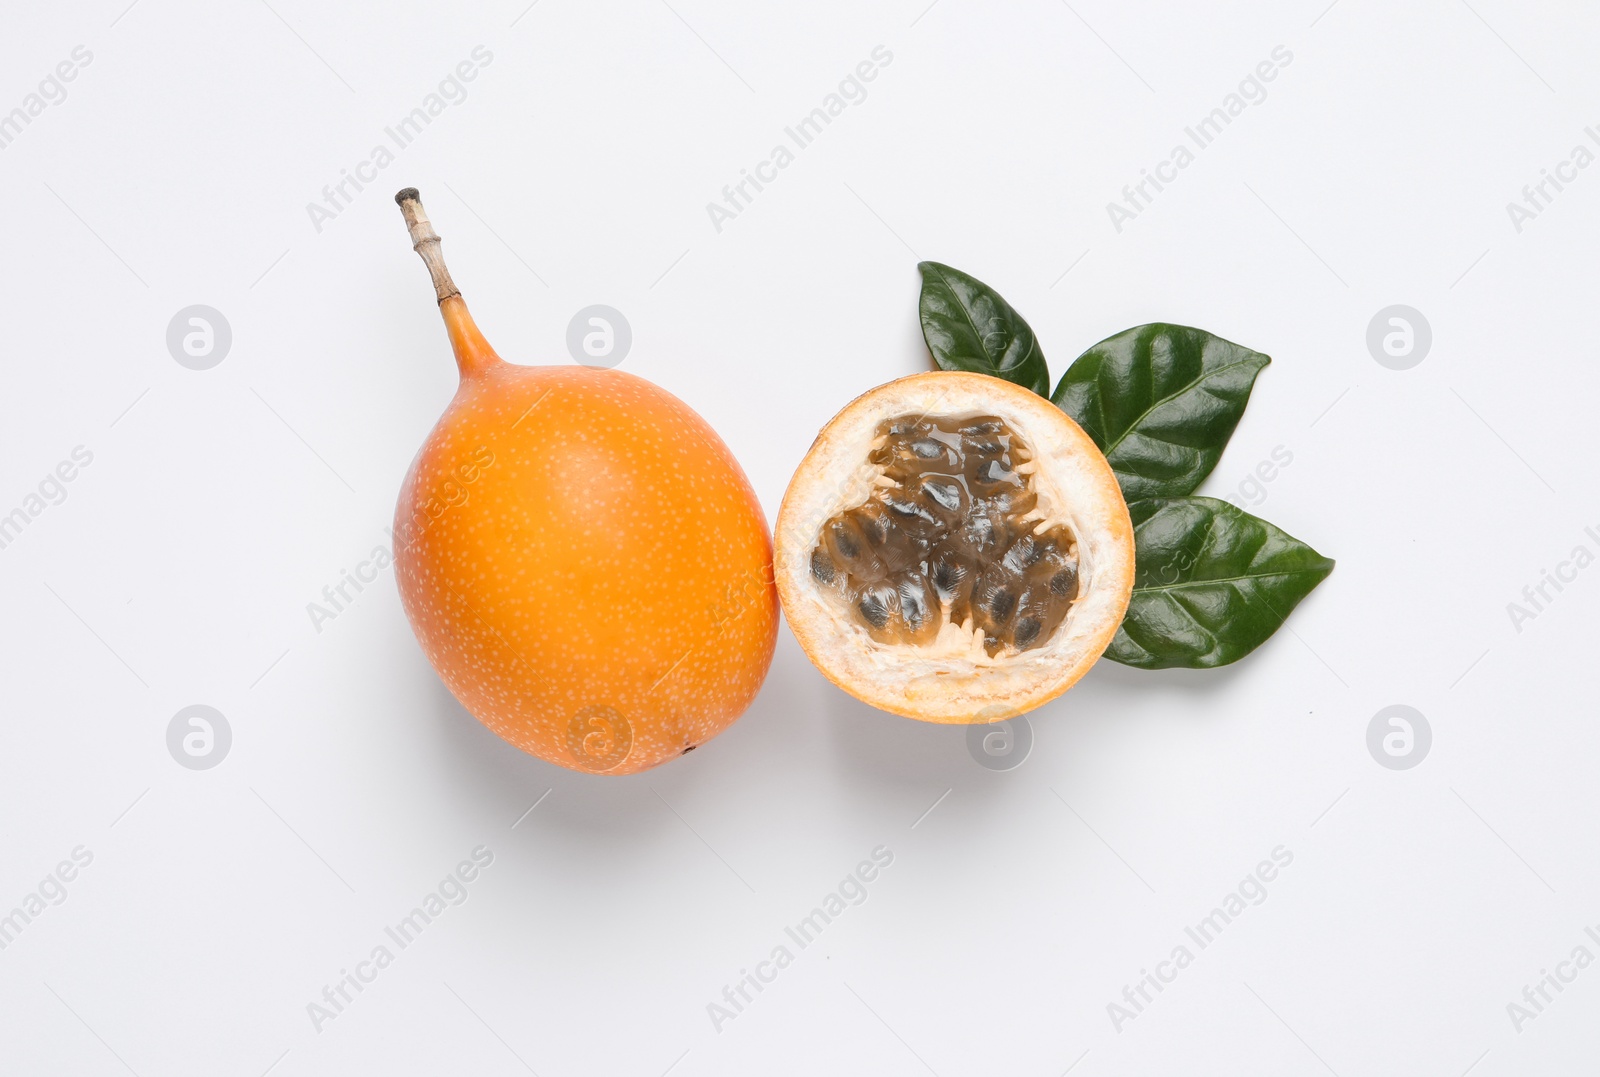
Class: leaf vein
1100,355,1266,457
1133,567,1330,594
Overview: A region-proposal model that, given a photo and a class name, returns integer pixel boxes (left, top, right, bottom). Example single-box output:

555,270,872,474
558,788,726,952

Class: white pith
775,372,1135,723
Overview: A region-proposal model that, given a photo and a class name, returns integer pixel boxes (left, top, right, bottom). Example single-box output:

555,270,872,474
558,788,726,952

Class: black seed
852,504,892,547
899,579,929,628
922,479,962,512
858,587,892,629
989,490,1037,519
819,414,1076,651
963,515,995,547
1005,536,1043,571
1050,567,1078,598
682,744,697,753
832,524,860,560
883,495,937,528
932,559,965,597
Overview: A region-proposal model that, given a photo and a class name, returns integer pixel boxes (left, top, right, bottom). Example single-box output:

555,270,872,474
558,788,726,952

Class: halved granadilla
776,371,1135,724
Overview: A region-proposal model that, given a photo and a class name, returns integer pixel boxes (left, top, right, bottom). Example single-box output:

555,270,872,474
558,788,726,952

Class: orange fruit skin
394,362,777,775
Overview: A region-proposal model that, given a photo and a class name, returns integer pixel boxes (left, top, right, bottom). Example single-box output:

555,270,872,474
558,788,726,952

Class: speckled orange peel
391,188,777,774
774,372,1135,724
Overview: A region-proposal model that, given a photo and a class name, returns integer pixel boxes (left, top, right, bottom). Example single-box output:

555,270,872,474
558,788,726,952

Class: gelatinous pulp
809,415,1078,656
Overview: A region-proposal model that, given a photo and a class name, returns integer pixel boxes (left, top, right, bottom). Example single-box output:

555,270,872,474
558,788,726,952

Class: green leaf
1105,497,1334,669
917,262,1049,396
1052,324,1270,501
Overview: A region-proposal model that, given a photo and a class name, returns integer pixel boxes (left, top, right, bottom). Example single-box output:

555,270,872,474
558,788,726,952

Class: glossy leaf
1052,324,1269,500
917,262,1049,396
1105,497,1334,669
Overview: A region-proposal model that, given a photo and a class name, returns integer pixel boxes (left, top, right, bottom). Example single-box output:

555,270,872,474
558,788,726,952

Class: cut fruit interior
776,371,1135,724
810,413,1081,656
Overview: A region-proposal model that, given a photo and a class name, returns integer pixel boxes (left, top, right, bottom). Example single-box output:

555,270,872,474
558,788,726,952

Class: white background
2,0,1597,1073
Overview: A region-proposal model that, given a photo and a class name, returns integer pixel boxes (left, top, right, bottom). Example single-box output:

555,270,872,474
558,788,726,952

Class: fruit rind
775,371,1134,724
395,364,778,774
